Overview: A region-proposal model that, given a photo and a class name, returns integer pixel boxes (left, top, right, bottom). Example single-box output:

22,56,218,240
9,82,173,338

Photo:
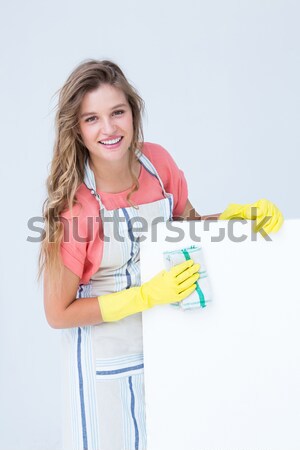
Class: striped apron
61,151,173,450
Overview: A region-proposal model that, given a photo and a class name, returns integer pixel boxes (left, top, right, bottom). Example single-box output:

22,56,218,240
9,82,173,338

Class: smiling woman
38,59,203,450
38,58,283,450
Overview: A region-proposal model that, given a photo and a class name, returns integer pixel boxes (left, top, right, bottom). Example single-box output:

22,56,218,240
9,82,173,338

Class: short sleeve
143,143,188,217
168,164,188,217
59,187,104,284
60,210,88,279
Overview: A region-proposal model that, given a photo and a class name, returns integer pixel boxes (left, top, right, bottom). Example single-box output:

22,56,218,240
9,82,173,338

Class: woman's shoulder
141,141,180,175
60,183,99,222
141,141,172,162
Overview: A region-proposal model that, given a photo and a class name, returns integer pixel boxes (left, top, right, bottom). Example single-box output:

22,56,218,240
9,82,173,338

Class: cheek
80,124,97,143
123,115,134,133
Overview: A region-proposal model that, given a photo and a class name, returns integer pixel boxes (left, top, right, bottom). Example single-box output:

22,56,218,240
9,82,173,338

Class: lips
99,136,123,145
97,136,124,151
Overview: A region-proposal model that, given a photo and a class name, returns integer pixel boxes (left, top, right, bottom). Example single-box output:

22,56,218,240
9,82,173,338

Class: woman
39,59,283,450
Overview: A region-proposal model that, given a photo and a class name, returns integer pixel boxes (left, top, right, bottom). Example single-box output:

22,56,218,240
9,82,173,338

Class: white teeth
100,137,122,145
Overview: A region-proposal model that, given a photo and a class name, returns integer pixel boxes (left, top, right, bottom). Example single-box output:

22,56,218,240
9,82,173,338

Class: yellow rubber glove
98,259,200,322
219,198,284,233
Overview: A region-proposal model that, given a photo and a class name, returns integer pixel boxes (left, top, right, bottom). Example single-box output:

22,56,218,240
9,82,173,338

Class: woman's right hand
99,259,200,322
141,259,200,307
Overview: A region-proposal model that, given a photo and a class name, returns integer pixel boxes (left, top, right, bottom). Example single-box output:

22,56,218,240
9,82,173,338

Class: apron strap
137,152,168,197
83,157,104,211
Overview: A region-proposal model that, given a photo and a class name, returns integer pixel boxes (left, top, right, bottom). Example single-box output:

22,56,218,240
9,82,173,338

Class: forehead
80,84,128,113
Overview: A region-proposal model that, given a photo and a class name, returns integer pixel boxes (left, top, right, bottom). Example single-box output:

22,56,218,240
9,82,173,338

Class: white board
140,220,300,450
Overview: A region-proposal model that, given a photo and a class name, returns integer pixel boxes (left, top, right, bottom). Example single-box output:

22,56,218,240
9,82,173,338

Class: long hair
38,59,145,282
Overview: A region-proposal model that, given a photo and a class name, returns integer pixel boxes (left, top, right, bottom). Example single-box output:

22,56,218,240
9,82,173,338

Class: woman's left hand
219,198,284,234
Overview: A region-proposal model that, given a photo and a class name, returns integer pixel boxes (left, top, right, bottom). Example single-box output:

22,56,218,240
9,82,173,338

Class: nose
101,116,116,135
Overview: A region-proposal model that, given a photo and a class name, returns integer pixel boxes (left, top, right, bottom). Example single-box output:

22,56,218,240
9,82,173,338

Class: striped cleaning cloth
163,245,212,310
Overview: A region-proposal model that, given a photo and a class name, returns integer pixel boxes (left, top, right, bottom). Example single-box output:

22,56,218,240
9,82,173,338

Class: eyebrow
80,103,128,118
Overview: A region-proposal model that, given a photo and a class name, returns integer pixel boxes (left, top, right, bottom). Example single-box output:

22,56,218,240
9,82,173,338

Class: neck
90,157,130,181
89,153,140,193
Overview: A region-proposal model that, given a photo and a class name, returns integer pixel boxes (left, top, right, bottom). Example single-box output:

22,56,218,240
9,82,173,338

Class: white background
141,220,300,450
0,0,299,448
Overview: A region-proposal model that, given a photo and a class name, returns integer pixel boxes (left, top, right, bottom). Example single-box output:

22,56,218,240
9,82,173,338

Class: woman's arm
175,198,221,221
44,260,200,328
44,265,103,329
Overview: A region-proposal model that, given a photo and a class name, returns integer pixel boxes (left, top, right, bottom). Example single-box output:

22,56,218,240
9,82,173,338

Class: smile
99,137,123,145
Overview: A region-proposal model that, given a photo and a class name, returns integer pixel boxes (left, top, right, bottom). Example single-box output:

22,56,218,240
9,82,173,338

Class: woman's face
78,83,134,166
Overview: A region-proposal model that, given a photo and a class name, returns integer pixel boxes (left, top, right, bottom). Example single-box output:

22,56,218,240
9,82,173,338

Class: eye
85,116,97,123
112,109,125,116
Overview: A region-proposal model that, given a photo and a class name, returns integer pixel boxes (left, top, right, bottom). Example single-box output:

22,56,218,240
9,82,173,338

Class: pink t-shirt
60,142,188,284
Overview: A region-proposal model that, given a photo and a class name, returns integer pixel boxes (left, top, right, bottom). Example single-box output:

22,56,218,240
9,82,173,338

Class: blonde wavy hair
38,59,145,282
